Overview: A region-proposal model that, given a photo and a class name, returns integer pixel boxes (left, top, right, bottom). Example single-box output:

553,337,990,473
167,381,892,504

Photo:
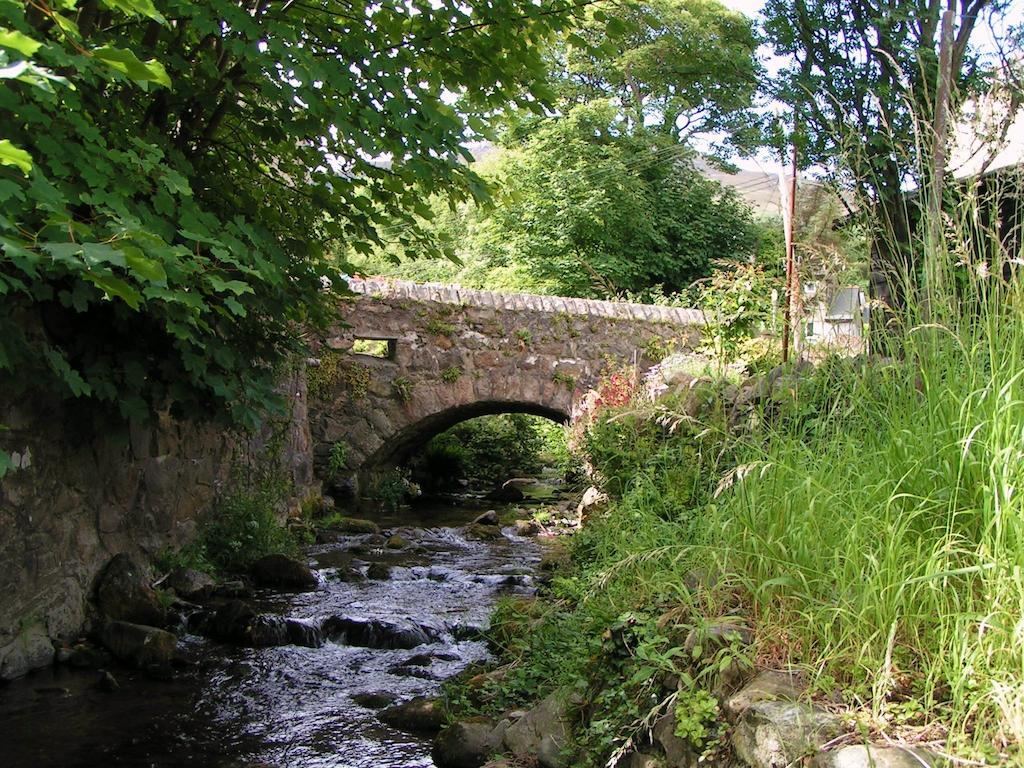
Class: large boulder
250,554,319,591
0,622,54,680
322,615,443,649
473,510,500,527
464,523,504,541
502,691,573,768
96,553,167,627
432,718,504,768
196,600,323,648
732,701,841,768
814,745,942,768
487,480,527,502
514,519,542,536
326,516,381,534
99,621,177,669
725,670,804,720
651,711,696,767
576,486,607,518
380,696,447,733
163,568,216,601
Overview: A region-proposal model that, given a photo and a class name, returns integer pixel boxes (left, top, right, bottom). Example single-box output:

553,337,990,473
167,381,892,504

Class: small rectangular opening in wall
351,337,397,359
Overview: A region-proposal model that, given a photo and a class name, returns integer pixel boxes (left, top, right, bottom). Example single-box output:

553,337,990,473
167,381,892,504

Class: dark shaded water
0,505,541,768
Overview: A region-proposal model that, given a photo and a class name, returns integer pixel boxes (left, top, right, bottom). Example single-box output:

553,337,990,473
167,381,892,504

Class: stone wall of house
0,368,316,680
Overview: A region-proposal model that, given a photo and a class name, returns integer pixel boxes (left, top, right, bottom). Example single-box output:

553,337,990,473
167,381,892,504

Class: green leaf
207,275,253,296
0,28,43,57
224,296,247,317
98,0,167,23
0,139,31,174
119,244,167,284
84,272,143,309
0,449,12,478
91,46,171,88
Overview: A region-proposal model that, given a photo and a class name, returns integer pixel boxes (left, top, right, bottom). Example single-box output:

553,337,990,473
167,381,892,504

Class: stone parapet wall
348,278,705,326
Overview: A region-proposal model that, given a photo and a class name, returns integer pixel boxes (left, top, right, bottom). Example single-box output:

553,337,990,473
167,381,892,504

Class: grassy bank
470,250,1024,764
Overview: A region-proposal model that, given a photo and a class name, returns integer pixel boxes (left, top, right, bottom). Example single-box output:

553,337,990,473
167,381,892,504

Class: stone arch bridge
308,279,703,494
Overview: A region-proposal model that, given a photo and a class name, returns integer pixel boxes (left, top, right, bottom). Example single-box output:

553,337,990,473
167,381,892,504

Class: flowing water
0,504,543,768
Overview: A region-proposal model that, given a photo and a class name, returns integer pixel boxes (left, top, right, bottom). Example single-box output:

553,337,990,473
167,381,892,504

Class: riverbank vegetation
461,208,1024,763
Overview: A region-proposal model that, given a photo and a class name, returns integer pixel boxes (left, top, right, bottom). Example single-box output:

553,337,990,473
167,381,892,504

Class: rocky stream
0,503,546,768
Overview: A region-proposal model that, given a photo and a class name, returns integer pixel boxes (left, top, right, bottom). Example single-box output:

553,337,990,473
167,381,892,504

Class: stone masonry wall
0,368,316,680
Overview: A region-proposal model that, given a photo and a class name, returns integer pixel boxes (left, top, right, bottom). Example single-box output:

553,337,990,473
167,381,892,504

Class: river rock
576,486,607,517
732,701,841,768
814,745,942,768
367,562,391,580
0,622,55,680
503,691,573,768
99,621,177,669
464,523,504,541
322,615,443,649
514,519,542,536
725,670,804,719
652,711,696,767
473,510,500,526
163,567,216,600
328,516,381,534
380,696,447,733
386,534,410,549
67,641,113,669
432,718,504,768
96,669,120,692
285,619,324,648
487,480,526,502
250,554,319,591
96,553,167,627
353,691,397,709
196,600,323,648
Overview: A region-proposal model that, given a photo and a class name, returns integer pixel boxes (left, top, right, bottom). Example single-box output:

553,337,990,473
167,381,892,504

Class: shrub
441,366,462,383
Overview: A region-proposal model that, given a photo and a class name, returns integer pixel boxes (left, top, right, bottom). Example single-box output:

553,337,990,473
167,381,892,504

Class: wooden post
782,142,798,363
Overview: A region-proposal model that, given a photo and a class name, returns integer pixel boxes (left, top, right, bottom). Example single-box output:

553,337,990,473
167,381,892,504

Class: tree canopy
552,0,762,150
354,102,761,298
474,103,759,297
0,0,591,426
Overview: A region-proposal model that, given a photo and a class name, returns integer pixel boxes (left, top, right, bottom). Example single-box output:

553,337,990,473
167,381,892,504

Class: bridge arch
307,279,702,500
361,399,569,473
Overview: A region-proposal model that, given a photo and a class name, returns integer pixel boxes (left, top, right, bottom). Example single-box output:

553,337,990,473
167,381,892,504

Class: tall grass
707,191,1024,759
